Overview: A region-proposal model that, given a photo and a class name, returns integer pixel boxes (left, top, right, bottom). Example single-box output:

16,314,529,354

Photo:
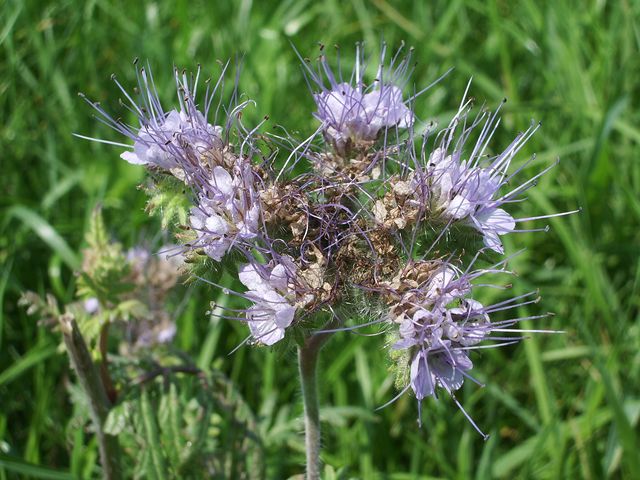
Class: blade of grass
0,259,11,347
0,345,57,387
6,206,80,270
0,453,73,480
580,324,640,475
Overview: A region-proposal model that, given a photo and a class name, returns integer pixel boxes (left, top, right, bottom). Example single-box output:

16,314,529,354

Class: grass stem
59,315,122,480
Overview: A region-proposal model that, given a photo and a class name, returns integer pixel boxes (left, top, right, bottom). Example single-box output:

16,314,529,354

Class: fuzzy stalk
298,318,340,480
59,314,122,480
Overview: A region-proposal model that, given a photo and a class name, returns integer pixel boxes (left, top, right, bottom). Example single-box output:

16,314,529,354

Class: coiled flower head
383,260,547,436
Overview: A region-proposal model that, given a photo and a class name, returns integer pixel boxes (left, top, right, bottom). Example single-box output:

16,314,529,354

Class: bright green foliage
103,372,264,479
19,222,266,478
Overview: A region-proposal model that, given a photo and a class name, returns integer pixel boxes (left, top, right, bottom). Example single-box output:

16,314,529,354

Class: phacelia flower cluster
80,44,575,434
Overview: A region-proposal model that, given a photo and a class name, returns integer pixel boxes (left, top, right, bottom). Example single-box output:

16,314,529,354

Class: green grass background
1,0,639,478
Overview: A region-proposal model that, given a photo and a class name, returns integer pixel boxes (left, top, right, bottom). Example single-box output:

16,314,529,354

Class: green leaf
112,299,150,323
158,383,182,467
104,401,132,436
139,389,168,480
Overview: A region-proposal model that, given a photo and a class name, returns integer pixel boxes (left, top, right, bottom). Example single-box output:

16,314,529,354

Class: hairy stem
298,344,321,480
60,314,122,480
298,318,340,480
99,323,117,404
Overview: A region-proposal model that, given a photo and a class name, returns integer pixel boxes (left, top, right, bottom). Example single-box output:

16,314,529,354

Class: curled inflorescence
79,44,576,435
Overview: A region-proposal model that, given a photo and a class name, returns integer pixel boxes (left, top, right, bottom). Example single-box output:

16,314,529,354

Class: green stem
59,314,122,480
298,318,340,480
298,344,321,480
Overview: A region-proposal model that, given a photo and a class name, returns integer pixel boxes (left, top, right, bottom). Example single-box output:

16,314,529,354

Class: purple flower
427,147,516,253
407,88,577,254
120,108,222,170
238,258,299,345
136,321,177,348
77,64,239,179
314,83,412,145
83,297,100,315
189,164,260,261
410,350,434,401
410,348,472,401
387,261,541,435
302,44,414,152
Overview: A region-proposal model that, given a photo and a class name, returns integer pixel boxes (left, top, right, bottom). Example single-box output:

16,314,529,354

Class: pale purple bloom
75,47,576,441
238,259,298,345
427,147,516,253
83,297,100,315
410,348,473,402
302,44,414,152
410,350,434,401
392,265,480,354
387,262,539,435
314,82,412,147
156,323,178,343
77,64,238,180
189,206,232,261
406,84,578,254
422,264,471,306
120,108,222,170
190,165,260,261
126,246,151,264
136,321,177,348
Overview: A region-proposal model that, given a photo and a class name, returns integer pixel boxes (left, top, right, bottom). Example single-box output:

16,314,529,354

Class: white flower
239,261,298,346
189,165,260,261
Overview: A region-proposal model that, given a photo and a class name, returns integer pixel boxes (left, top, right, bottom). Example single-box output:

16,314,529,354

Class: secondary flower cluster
81,45,572,433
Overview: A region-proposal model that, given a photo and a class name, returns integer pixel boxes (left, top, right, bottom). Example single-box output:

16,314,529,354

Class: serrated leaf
76,209,134,307
86,207,109,250
104,401,131,436
158,383,182,468
112,299,150,322
139,389,168,480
